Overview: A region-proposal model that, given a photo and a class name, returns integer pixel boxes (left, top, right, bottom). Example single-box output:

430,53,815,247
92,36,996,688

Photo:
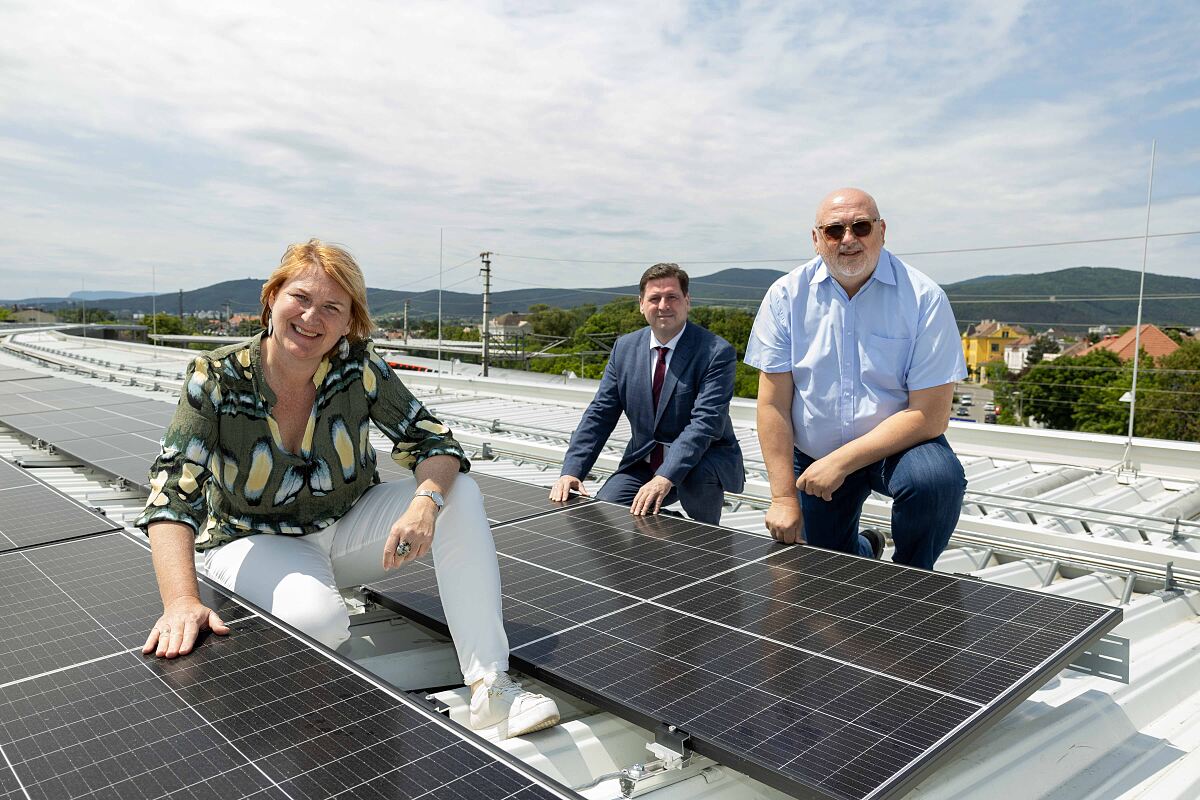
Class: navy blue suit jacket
562,324,745,493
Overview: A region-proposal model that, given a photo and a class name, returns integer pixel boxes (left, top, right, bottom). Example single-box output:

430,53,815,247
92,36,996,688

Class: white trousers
202,474,509,684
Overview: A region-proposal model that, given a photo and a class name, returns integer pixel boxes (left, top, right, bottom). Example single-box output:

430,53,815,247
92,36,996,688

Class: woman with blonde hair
136,239,559,739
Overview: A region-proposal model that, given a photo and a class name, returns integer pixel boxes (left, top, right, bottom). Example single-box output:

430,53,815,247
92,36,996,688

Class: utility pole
403,299,410,344
177,289,184,319
479,251,492,377
151,265,157,345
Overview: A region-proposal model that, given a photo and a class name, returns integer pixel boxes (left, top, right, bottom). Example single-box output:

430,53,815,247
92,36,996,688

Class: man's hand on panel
765,496,805,544
549,475,588,502
630,475,673,516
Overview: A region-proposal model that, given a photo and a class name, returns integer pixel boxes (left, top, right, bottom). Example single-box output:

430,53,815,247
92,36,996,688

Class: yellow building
961,320,1028,382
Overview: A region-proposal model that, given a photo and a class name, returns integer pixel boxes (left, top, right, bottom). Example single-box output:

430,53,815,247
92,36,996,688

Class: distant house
11,309,56,324
1003,335,1037,372
487,312,531,338
961,320,1029,381
1056,338,1092,359
1080,324,1179,361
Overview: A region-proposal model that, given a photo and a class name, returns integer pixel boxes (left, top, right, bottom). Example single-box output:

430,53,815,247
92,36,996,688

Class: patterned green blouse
134,335,469,551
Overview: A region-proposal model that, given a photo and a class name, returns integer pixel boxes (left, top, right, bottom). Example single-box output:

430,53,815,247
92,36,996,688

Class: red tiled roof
1080,324,1179,361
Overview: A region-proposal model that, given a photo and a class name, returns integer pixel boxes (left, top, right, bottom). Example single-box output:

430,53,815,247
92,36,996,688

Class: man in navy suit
550,263,744,524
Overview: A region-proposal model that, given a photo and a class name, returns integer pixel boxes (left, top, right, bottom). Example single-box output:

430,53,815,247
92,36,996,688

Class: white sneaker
469,672,560,738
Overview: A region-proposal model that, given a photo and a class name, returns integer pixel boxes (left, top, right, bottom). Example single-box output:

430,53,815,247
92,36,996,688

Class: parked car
955,406,971,417
984,402,996,413
984,412,998,424
960,393,973,406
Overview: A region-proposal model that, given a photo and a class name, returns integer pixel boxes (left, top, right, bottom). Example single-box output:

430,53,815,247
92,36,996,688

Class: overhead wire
487,228,1200,270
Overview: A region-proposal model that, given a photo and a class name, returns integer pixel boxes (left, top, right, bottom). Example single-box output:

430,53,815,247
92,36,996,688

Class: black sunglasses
816,218,881,242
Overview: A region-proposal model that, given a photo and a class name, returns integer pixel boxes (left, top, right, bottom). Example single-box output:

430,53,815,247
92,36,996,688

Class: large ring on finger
394,541,411,558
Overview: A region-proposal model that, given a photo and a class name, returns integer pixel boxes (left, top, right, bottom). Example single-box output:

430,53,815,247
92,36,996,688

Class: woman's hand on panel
143,596,230,659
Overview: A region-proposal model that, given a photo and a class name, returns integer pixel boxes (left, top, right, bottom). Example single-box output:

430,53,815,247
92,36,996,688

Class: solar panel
0,460,36,491
0,386,139,415
366,493,1122,800
0,460,120,553
0,367,45,382
0,377,83,395
373,465,590,525
0,532,581,799
0,402,173,441
470,472,590,525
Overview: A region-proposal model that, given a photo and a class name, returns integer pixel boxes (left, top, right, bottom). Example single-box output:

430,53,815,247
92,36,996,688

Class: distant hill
7,266,1199,329
69,290,146,301
942,267,1200,329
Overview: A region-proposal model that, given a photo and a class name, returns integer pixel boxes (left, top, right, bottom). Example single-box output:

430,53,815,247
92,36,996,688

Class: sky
1,0,1198,307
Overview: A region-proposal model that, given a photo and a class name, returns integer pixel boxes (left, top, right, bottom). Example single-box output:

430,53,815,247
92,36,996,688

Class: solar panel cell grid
21,534,236,648
0,466,120,553
0,460,36,491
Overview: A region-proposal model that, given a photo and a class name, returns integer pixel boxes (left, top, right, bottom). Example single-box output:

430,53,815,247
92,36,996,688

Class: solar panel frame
365,492,1123,800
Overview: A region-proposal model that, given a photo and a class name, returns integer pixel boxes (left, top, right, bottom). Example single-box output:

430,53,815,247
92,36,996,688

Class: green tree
1135,341,1200,443
1026,334,1060,365
526,303,595,339
983,361,1019,424
1019,349,1124,431
145,313,188,335
0,307,11,322
57,306,115,323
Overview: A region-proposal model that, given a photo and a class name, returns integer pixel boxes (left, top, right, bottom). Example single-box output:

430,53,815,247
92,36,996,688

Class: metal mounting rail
965,488,1200,539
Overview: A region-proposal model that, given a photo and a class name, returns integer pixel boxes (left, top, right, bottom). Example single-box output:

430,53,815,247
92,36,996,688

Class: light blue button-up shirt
744,249,966,460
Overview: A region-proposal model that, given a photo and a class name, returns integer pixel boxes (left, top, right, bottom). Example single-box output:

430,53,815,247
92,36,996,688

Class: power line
998,380,1200,395
488,228,1200,268
1008,395,1198,416
950,294,1200,304
1019,362,1200,375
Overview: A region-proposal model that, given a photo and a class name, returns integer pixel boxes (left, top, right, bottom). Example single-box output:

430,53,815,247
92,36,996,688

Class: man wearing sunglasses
745,188,967,570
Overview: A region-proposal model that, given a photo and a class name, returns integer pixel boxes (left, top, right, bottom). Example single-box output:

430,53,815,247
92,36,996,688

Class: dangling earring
338,336,350,359
266,314,274,336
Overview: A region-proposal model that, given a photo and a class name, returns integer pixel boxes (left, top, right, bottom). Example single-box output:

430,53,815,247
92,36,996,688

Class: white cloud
0,0,1197,301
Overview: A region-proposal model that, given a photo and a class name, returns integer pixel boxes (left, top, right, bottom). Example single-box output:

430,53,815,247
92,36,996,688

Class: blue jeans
793,436,966,570
598,456,725,524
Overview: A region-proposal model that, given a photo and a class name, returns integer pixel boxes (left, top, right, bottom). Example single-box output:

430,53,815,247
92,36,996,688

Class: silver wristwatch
413,489,445,513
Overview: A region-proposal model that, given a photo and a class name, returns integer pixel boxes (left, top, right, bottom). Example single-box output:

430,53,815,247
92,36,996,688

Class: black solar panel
470,472,590,525
0,460,120,552
366,491,1122,800
0,532,581,799
373,464,590,525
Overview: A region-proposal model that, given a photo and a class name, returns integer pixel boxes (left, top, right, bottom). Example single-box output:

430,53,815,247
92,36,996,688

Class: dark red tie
650,346,668,471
